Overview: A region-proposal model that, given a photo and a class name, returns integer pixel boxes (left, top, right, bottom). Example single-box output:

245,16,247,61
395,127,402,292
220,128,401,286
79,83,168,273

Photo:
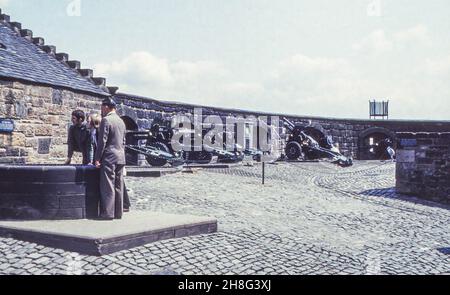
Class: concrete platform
125,166,182,177
285,159,320,163
183,162,242,169
0,211,217,256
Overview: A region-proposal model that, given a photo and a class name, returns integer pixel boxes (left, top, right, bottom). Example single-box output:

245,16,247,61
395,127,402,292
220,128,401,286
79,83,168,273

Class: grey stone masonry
0,80,104,164
396,132,450,205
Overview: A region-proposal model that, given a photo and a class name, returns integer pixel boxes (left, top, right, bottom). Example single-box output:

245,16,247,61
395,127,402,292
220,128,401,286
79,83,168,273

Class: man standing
95,98,126,220
65,110,90,165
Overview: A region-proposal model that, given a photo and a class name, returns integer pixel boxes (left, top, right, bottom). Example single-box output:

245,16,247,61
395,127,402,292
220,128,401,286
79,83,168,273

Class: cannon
282,118,353,167
126,121,244,167
125,127,184,167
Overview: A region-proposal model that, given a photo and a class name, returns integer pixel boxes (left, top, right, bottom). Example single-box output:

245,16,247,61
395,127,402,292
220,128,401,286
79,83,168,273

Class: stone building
1,10,450,166
0,10,112,164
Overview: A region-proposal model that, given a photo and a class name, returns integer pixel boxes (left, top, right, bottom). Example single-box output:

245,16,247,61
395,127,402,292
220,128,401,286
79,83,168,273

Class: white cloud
422,55,450,75
0,0,9,7
393,24,430,44
94,51,228,100
352,25,430,54
352,30,393,54
94,28,450,120
95,51,173,87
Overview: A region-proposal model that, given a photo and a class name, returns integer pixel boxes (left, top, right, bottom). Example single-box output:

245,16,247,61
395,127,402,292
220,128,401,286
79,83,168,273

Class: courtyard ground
0,161,448,275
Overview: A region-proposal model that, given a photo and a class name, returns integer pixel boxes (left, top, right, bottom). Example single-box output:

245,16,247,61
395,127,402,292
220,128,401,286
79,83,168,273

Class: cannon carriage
282,118,353,167
125,121,245,167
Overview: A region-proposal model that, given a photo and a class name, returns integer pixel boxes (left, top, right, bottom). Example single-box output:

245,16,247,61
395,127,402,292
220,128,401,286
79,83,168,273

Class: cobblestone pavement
0,161,449,275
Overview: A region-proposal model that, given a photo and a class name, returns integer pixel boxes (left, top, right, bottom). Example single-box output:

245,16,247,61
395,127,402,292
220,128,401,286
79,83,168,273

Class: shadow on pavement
359,187,450,211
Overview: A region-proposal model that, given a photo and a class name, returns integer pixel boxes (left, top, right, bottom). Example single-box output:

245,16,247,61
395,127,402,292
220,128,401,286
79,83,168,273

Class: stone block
14,123,35,137
33,125,53,136
0,134,9,148
40,115,60,125
31,97,45,107
50,145,67,158
29,86,52,98
47,104,66,115
5,147,28,157
0,157,26,164
10,132,26,146
12,82,25,90
397,150,415,163
25,138,38,148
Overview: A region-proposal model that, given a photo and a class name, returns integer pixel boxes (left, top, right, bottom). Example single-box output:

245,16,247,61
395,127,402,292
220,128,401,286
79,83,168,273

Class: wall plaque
399,139,417,148
0,119,14,133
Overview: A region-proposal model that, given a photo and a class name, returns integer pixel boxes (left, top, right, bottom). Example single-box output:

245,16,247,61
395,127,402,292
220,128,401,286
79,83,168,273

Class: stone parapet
396,132,450,204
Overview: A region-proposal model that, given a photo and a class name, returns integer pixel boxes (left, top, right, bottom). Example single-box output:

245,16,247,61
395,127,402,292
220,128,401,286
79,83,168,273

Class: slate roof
0,16,110,96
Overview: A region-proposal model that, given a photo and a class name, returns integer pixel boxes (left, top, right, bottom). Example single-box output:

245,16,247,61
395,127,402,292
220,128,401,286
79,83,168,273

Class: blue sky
1,0,450,119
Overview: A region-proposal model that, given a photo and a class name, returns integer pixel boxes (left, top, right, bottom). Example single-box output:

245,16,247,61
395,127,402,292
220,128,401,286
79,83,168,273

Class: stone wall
0,79,104,164
115,94,450,159
396,132,450,205
2,80,450,164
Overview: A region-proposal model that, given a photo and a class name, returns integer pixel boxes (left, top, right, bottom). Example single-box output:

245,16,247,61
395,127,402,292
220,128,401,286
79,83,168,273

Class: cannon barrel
282,117,296,131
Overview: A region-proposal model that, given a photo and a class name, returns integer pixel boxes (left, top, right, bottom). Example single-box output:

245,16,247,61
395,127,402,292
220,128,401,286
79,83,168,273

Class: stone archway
358,127,396,160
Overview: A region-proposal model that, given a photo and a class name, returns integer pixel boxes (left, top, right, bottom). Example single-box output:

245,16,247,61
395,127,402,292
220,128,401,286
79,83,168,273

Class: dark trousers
123,182,130,210
99,163,125,219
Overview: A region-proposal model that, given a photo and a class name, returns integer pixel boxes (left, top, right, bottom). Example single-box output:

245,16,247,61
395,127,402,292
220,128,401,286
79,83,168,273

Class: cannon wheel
146,142,170,167
285,141,302,160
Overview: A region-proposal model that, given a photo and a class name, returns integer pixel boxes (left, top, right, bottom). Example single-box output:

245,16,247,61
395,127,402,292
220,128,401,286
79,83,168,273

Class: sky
1,0,450,120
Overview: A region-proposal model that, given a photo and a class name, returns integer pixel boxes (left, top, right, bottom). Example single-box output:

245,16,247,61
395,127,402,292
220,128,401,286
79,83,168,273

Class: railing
369,100,389,120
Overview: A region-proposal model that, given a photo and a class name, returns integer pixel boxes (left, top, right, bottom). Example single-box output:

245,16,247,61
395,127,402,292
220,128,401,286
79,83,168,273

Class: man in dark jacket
94,98,126,220
65,110,90,165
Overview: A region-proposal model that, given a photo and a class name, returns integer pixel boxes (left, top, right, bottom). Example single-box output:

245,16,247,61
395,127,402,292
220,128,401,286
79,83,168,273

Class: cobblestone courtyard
0,161,449,275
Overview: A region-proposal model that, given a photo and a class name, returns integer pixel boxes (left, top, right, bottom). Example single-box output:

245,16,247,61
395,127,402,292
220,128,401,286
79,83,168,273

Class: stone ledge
0,211,217,256
125,166,182,177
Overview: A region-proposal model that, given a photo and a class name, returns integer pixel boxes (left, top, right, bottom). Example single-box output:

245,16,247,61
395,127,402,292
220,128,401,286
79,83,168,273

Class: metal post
262,162,265,185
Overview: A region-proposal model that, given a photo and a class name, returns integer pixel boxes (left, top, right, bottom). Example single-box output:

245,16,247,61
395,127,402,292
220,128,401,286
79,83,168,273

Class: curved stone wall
0,165,100,220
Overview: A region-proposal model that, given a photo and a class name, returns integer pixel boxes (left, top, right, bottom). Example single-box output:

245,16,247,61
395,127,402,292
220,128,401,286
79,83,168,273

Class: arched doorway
121,116,139,165
358,127,396,160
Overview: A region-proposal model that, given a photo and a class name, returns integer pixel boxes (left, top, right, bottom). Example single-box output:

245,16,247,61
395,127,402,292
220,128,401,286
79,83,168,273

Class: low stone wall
0,165,100,220
396,132,450,204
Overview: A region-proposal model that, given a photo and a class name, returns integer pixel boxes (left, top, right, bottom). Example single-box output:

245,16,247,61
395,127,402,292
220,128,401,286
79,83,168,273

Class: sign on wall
0,119,14,133
399,139,417,149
